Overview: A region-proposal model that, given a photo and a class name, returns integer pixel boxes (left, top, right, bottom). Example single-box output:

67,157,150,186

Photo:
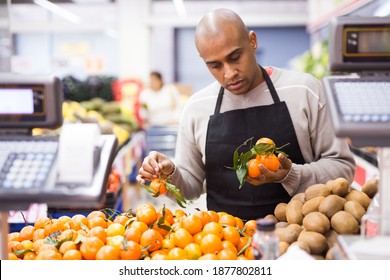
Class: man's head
195,9,262,95
150,71,163,91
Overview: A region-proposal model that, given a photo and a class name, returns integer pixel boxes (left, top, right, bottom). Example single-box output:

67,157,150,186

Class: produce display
106,168,121,194
7,126,378,263
61,75,116,103
33,99,137,147
7,204,257,260
33,76,142,147
270,177,378,260
7,176,376,260
62,99,138,146
290,40,329,80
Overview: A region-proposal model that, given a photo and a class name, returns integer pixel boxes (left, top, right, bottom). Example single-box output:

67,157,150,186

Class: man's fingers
278,153,292,170
143,151,160,173
136,174,146,185
138,151,175,181
259,164,272,177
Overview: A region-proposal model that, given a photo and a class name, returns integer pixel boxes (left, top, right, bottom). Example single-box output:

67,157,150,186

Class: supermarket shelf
145,125,178,159
112,131,146,184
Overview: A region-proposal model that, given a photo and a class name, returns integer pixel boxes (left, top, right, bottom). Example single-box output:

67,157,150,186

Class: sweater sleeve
165,97,210,201
169,125,206,200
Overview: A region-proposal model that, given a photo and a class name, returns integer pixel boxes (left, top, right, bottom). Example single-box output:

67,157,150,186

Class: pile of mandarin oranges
7,203,257,260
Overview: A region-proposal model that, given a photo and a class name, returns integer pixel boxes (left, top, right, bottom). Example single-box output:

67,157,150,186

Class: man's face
196,28,260,95
150,75,163,91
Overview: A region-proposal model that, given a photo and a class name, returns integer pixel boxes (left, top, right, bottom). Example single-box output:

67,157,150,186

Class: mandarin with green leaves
150,178,168,196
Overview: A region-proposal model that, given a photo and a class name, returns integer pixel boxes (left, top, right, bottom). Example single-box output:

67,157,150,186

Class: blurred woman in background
139,71,182,128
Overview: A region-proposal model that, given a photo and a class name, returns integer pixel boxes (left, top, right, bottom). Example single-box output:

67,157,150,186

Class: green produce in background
290,40,329,80
62,75,116,102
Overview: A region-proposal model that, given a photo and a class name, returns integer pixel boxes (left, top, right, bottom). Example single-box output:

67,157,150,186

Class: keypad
334,81,390,122
0,139,58,190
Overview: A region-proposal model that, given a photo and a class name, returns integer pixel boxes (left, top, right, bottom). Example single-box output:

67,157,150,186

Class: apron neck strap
260,65,280,103
214,86,225,114
214,65,280,114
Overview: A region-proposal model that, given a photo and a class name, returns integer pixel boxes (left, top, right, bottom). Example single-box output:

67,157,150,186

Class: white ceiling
8,0,309,33
6,0,389,34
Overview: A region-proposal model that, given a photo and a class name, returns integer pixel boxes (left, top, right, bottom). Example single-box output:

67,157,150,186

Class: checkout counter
323,16,390,259
0,74,118,259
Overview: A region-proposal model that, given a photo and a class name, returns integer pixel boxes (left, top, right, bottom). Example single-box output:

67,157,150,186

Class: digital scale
323,16,390,259
0,74,118,259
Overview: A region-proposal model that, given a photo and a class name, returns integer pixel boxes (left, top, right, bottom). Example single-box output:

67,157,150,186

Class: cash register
0,73,118,259
322,16,390,259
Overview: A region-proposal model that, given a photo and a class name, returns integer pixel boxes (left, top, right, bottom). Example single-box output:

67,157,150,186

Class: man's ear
249,31,258,49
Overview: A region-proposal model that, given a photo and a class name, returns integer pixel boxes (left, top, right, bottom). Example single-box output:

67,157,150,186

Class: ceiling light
34,0,81,24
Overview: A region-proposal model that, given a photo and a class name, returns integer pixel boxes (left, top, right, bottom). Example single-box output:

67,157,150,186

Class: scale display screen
329,17,390,72
344,26,390,62
0,74,63,129
0,88,35,114
0,86,44,117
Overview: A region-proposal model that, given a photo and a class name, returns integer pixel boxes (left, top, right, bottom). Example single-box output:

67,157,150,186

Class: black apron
205,66,306,221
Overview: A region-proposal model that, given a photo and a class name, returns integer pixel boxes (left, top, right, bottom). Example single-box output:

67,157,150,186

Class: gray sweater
169,67,356,200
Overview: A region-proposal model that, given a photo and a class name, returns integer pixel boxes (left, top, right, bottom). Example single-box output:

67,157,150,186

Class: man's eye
230,54,240,62
210,64,220,69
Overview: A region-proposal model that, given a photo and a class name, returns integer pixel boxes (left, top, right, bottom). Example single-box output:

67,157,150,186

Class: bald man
137,9,355,220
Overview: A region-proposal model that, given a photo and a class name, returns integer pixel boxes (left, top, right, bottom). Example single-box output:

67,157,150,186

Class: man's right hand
136,151,175,185
246,153,292,186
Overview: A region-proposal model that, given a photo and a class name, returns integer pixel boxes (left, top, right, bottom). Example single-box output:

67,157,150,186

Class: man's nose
224,64,238,80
